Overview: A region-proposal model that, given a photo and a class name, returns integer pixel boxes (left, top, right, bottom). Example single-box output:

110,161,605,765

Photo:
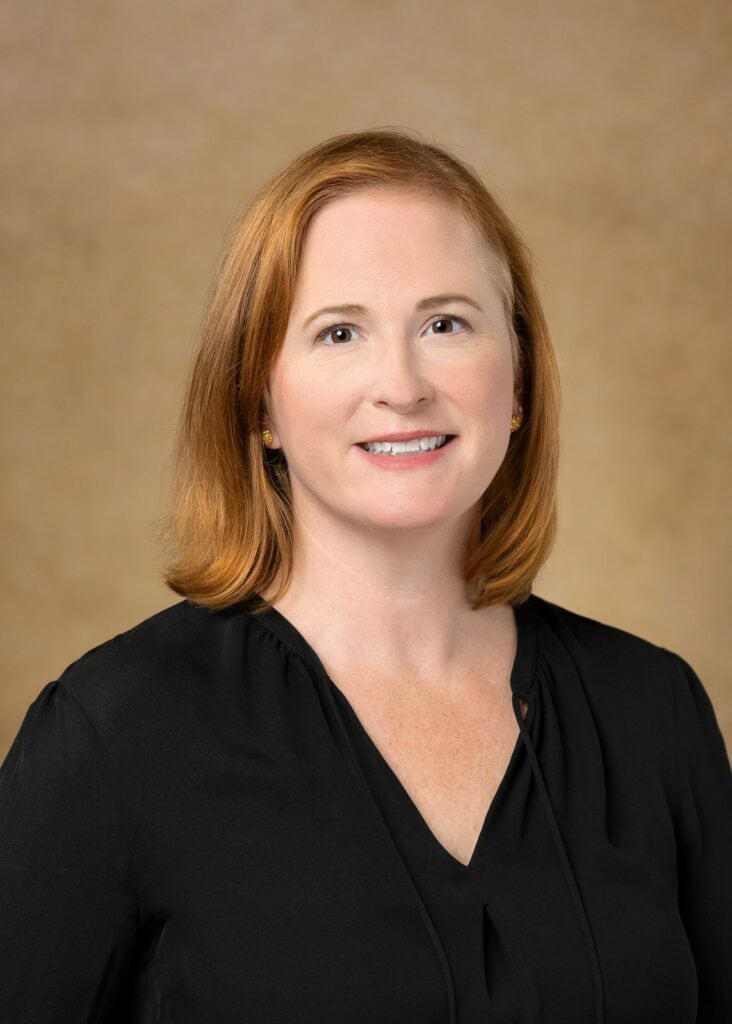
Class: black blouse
0,594,730,1023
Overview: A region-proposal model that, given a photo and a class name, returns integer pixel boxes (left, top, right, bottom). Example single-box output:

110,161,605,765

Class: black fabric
0,594,730,1023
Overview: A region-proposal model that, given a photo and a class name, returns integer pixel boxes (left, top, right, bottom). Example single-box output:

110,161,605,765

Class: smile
359,435,449,455
356,436,452,456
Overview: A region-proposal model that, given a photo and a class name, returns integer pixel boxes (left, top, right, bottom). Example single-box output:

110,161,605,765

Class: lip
354,434,457,469
356,430,456,444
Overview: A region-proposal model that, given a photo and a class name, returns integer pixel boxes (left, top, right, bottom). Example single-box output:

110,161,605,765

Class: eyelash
316,315,468,346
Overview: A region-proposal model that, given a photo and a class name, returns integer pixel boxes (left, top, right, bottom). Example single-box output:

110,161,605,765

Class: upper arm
0,680,140,1021
665,651,732,1021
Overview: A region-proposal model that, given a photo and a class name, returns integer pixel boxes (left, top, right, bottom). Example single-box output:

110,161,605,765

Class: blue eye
317,324,361,345
425,316,466,335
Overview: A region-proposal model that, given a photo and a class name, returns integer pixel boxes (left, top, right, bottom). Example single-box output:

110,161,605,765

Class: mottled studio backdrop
2,0,731,755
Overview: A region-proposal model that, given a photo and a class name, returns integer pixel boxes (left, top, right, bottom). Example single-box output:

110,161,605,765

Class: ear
260,386,280,447
261,421,280,449
512,380,524,419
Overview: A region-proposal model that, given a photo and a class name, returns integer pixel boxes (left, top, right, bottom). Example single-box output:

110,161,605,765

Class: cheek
268,364,354,464
458,355,515,422
268,366,316,437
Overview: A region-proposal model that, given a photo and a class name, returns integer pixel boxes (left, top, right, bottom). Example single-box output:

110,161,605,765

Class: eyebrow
301,293,484,330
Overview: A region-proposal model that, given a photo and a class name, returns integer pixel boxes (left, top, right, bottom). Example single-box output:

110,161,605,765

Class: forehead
293,187,500,296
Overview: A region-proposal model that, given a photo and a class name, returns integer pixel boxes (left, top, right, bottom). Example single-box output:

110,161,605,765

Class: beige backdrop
2,0,731,757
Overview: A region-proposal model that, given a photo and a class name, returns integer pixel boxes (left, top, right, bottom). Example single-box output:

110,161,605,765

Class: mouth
357,434,456,456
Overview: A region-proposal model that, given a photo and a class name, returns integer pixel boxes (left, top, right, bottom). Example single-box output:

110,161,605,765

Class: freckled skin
265,186,519,539
261,188,524,867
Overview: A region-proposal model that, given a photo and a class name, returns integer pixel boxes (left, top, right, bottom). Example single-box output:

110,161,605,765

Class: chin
354,508,456,534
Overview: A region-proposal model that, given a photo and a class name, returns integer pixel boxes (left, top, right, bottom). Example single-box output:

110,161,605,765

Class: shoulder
525,593,701,733
52,599,277,743
528,593,689,679
59,599,231,687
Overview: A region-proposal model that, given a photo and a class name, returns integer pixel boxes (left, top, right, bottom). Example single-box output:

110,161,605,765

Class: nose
371,336,435,412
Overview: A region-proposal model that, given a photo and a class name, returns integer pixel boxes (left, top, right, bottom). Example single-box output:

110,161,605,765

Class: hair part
158,127,560,612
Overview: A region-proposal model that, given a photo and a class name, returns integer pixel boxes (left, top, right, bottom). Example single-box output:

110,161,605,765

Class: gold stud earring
510,414,522,433
261,429,274,447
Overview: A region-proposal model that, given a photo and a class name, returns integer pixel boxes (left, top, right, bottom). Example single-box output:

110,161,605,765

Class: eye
425,316,467,336
316,324,362,345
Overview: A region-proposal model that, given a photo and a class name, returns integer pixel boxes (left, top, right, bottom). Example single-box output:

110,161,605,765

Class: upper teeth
362,435,447,454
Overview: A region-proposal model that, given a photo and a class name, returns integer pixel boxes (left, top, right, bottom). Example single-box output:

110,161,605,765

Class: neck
264,506,513,689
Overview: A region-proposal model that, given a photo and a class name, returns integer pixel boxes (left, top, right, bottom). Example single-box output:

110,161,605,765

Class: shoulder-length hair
159,128,560,612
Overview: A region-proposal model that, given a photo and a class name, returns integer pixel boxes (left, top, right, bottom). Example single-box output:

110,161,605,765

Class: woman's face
264,186,520,540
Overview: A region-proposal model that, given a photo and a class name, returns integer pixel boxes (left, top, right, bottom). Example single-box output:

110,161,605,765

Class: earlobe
511,398,524,434
260,390,279,449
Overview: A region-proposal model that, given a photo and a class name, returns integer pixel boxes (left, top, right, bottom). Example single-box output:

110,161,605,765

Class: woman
1,129,730,1023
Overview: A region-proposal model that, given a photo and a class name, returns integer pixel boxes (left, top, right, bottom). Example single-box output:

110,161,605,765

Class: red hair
159,128,560,611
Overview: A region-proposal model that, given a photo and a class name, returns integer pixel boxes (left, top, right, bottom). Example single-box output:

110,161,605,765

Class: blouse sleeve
667,651,732,1022
0,680,140,1021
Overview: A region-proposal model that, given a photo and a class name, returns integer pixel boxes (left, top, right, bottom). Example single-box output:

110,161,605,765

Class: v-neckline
249,596,539,873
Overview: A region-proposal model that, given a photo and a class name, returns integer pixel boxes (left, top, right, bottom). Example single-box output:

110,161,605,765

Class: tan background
1,0,730,757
